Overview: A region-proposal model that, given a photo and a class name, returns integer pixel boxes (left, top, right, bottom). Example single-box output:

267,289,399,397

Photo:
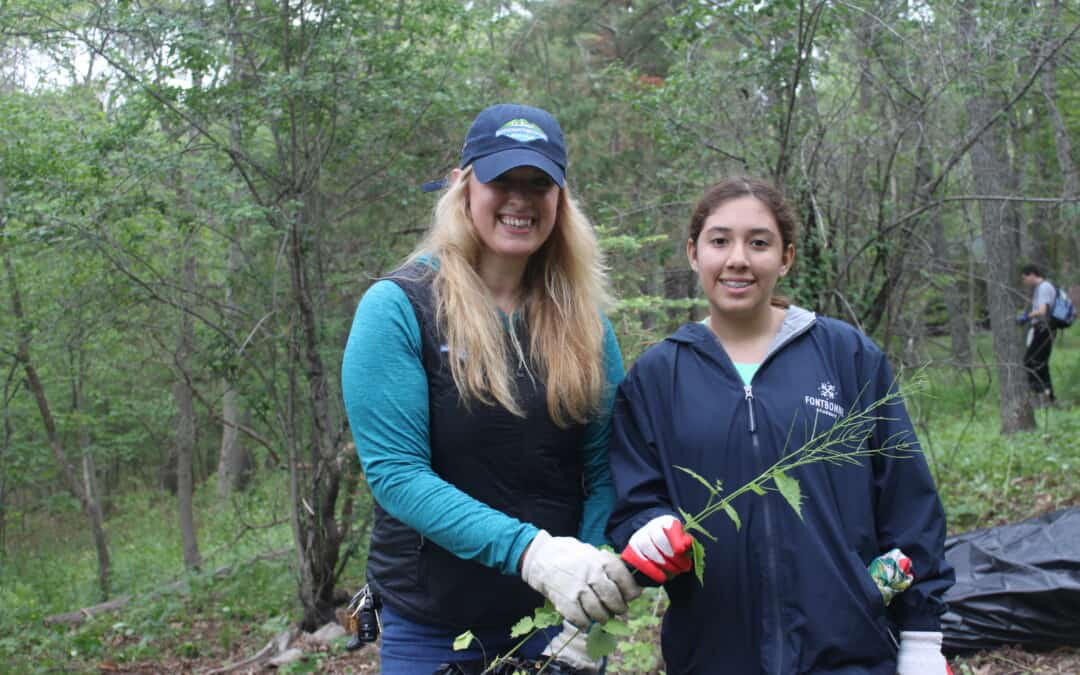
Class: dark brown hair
688,176,800,249
688,176,800,308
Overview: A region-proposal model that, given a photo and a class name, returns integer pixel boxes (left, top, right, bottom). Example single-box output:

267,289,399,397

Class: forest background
1,0,1079,672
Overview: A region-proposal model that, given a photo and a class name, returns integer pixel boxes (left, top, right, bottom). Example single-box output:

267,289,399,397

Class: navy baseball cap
422,104,567,192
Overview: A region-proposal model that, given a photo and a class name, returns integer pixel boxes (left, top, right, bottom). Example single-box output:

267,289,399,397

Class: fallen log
42,548,291,626
200,627,296,675
41,596,132,626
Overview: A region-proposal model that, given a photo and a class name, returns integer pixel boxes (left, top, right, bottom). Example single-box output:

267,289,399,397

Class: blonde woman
342,104,638,674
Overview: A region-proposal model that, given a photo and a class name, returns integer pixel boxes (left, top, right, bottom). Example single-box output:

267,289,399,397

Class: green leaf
721,502,742,530
773,470,803,519
749,482,766,496
679,508,717,542
600,618,633,636
509,616,534,638
532,603,561,629
691,538,706,586
452,630,474,651
675,465,720,495
586,627,618,659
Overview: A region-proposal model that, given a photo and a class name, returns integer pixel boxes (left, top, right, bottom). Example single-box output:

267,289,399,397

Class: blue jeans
378,602,559,674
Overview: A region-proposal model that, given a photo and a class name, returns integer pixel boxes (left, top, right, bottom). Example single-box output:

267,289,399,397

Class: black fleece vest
365,263,586,628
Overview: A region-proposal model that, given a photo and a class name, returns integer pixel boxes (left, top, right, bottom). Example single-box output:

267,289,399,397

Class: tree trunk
73,366,110,584
218,36,256,498
0,219,111,598
217,239,253,497
284,195,343,631
915,102,972,364
960,0,1034,434
174,253,202,571
1039,0,1080,279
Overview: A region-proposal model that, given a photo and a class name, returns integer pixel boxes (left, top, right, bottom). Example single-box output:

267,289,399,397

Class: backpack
1049,285,1076,329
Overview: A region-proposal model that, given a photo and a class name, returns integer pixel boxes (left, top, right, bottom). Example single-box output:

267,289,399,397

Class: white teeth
500,215,533,228
721,280,752,288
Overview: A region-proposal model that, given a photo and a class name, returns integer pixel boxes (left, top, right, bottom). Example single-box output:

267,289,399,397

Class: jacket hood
670,305,817,359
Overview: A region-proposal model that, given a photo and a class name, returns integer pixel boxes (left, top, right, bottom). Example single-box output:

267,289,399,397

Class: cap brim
471,149,565,187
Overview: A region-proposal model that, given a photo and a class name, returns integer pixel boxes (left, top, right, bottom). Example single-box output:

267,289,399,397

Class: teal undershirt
698,317,761,385
341,279,625,576
734,361,760,386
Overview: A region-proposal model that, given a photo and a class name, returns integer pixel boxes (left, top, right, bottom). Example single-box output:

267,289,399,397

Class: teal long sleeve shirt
341,279,625,576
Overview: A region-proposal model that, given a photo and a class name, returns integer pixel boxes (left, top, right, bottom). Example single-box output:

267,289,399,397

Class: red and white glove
620,515,694,583
896,631,952,675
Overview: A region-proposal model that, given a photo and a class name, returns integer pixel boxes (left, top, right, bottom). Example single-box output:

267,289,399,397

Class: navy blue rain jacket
607,310,953,674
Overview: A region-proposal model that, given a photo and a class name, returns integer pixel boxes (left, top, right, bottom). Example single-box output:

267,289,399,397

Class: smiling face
459,166,560,268
688,195,795,321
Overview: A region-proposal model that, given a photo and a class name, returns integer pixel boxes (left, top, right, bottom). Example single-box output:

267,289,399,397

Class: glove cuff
520,530,552,582
899,630,943,647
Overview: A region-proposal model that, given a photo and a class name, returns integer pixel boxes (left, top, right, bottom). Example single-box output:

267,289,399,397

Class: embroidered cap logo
494,118,549,144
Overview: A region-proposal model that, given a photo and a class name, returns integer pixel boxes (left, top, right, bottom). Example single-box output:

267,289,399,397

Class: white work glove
896,631,950,675
541,621,600,673
623,515,694,583
520,530,641,628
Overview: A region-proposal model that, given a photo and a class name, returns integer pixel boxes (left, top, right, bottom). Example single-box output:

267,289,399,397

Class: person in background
607,177,955,674
1017,263,1057,405
341,103,638,674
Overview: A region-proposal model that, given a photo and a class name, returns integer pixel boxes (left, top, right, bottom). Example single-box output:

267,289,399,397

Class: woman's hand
621,515,694,583
520,530,641,628
896,631,951,675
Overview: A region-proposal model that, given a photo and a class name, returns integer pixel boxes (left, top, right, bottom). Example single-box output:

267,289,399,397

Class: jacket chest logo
805,381,845,419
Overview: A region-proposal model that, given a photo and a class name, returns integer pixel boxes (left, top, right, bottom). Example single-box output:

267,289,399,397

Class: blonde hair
407,166,610,427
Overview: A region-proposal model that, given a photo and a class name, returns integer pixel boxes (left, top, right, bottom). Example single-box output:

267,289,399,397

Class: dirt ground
951,645,1080,675
99,634,1080,674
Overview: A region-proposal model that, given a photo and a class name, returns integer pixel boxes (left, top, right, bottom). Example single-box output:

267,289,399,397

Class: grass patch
0,471,371,673
908,329,1080,533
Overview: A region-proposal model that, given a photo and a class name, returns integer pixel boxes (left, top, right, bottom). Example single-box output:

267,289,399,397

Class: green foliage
914,333,1080,533
585,626,617,660
452,630,475,651
772,470,803,519
2,0,1079,670
0,473,298,672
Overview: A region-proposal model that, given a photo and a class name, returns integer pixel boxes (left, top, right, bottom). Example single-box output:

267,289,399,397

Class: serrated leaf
600,618,633,636
721,502,741,530
532,603,561,629
679,508,717,541
510,616,534,638
586,626,618,659
675,465,718,493
692,538,706,586
453,630,474,651
773,470,803,519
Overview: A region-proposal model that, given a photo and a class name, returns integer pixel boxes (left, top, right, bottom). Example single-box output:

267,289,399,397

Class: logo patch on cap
495,119,548,143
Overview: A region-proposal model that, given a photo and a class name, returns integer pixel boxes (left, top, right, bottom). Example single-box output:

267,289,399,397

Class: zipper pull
744,385,757,433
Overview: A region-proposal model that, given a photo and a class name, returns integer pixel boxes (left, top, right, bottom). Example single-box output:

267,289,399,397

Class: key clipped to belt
344,584,382,650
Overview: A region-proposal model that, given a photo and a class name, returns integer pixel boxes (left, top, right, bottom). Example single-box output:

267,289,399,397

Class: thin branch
921,19,1080,197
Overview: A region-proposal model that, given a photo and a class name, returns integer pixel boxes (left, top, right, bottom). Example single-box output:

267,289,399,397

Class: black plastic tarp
941,506,1080,655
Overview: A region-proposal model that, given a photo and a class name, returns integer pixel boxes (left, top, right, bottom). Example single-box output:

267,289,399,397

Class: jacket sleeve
577,316,626,547
341,280,537,576
862,345,955,631
606,362,682,554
